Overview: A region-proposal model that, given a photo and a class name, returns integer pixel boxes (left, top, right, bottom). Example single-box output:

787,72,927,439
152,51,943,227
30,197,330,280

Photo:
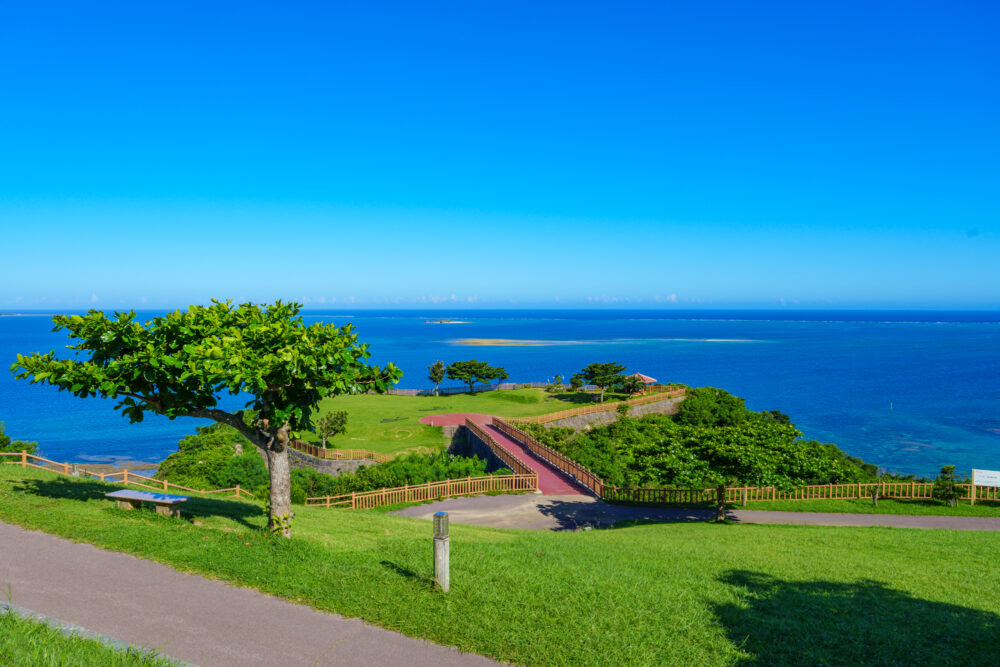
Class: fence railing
597,481,998,505
464,418,537,477
510,385,687,425
0,451,256,499
305,473,537,509
287,440,393,463
492,418,605,496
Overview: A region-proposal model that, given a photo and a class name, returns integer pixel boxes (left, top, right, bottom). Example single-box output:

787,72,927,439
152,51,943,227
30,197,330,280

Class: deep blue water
1,309,999,477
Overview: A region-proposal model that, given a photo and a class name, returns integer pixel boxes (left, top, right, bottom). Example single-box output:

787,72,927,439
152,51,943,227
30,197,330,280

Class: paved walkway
420,413,585,495
0,521,496,667
393,494,1000,532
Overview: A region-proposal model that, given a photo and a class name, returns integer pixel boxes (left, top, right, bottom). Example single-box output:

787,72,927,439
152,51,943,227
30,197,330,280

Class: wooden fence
509,385,687,425
0,451,256,499
306,474,537,509
486,425,1000,507
288,440,393,463
492,418,605,496
464,418,537,477
385,381,595,397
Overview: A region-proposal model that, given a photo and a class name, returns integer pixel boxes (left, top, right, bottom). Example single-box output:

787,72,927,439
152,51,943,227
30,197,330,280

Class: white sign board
972,469,1000,488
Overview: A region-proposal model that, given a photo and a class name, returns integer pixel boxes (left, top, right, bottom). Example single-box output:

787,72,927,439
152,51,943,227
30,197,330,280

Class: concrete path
420,413,585,495
393,494,1000,532
0,521,496,667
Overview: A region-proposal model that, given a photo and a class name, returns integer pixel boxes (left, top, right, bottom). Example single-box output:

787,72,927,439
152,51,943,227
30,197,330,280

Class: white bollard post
433,511,450,592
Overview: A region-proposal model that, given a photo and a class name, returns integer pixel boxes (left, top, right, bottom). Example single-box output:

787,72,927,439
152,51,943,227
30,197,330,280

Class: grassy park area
2,465,999,666
301,388,611,455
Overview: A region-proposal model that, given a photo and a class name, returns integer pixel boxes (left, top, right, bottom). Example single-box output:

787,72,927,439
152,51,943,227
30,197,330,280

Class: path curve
421,413,584,495
0,521,496,666
393,494,1000,532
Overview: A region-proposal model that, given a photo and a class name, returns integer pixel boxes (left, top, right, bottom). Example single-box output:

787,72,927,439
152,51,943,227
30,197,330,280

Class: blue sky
1,1,997,309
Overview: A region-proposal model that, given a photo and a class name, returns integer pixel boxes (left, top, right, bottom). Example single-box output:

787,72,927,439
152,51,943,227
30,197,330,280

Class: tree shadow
13,477,264,530
714,570,1000,665
379,560,434,588
535,498,716,531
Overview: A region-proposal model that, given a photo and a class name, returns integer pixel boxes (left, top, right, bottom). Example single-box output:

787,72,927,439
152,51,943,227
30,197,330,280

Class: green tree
445,360,506,394
622,376,644,395
315,410,348,448
933,465,963,508
428,360,445,396
0,422,38,455
676,387,747,427
572,362,626,402
10,300,400,537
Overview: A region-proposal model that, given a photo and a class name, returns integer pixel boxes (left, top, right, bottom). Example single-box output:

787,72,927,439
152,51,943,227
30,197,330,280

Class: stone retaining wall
542,396,685,431
287,447,378,476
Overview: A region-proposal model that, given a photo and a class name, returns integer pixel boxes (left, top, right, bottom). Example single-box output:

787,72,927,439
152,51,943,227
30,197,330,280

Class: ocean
1,309,998,478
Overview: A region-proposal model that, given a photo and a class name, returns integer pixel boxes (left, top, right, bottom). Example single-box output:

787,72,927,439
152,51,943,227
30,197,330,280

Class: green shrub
217,453,268,489
0,422,38,455
675,387,747,427
155,423,253,489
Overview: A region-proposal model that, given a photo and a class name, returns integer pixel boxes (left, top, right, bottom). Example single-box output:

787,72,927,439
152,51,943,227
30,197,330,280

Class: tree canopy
11,300,401,536
572,362,626,402
428,360,445,395
445,360,506,394
315,410,348,448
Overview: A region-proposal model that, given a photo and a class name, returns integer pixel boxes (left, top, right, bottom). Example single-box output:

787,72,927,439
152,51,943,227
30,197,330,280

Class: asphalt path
393,494,1000,532
0,521,497,667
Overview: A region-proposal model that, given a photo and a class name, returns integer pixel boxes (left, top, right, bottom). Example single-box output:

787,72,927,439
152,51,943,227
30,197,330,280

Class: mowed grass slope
2,466,999,666
305,389,597,455
0,608,175,666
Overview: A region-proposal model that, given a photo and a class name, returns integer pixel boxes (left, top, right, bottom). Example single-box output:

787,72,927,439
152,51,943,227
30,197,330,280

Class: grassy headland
2,465,999,665
302,388,618,455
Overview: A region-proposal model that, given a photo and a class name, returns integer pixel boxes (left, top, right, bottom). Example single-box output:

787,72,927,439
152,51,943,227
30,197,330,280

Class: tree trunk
600,387,606,403
265,424,293,537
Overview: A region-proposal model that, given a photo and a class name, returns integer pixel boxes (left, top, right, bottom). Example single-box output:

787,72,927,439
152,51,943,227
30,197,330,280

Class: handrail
287,440,393,463
463,419,535,476
2,451,255,499
492,418,605,496
306,473,538,509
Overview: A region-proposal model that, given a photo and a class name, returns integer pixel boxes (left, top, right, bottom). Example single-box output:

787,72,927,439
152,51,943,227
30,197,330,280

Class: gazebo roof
627,372,657,384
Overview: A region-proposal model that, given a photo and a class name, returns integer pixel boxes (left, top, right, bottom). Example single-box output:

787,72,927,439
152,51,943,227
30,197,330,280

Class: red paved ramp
422,413,586,496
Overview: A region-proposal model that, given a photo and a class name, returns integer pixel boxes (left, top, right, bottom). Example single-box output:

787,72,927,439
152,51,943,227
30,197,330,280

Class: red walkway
420,413,586,496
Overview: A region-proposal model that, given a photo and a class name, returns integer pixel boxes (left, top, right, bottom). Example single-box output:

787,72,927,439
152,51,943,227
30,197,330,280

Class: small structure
627,373,657,385
106,489,189,518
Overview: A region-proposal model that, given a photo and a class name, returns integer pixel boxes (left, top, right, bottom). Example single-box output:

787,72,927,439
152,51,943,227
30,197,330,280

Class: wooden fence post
123,469,129,486
970,483,976,506
235,484,241,498
351,491,356,509
21,450,27,468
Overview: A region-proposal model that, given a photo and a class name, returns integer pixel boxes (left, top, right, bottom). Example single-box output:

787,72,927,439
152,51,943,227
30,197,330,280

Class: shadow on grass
379,560,434,587
715,570,1000,665
536,498,716,531
14,477,264,530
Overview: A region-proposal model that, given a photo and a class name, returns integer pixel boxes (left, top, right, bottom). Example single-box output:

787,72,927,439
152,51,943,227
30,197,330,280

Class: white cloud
90,293,99,302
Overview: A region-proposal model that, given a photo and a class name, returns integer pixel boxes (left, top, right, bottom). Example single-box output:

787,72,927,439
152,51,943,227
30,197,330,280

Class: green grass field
739,497,1000,516
303,388,602,455
0,607,173,666
2,465,999,666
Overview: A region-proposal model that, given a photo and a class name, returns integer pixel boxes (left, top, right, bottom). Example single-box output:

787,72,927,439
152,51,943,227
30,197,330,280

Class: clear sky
1,1,997,310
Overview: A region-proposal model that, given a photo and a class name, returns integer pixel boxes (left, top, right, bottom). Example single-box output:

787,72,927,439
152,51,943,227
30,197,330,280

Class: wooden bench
105,489,189,518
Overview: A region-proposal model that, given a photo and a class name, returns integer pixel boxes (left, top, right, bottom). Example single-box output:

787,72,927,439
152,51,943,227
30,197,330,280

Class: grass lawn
303,388,605,455
0,607,173,666
611,497,1000,518
2,466,999,666
738,497,1000,516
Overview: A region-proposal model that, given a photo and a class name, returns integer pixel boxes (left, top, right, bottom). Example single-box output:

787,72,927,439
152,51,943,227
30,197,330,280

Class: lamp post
433,511,450,592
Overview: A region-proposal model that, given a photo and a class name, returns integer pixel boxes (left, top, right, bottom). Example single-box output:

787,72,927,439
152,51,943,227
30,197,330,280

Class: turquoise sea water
1,310,998,477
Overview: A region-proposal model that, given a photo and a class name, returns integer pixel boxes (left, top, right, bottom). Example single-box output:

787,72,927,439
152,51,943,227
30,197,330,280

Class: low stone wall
542,396,685,431
287,447,378,476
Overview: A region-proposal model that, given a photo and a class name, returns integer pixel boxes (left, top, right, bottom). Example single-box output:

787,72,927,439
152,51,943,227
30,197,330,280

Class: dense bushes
524,388,881,489
0,422,37,455
289,452,511,502
155,423,266,490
